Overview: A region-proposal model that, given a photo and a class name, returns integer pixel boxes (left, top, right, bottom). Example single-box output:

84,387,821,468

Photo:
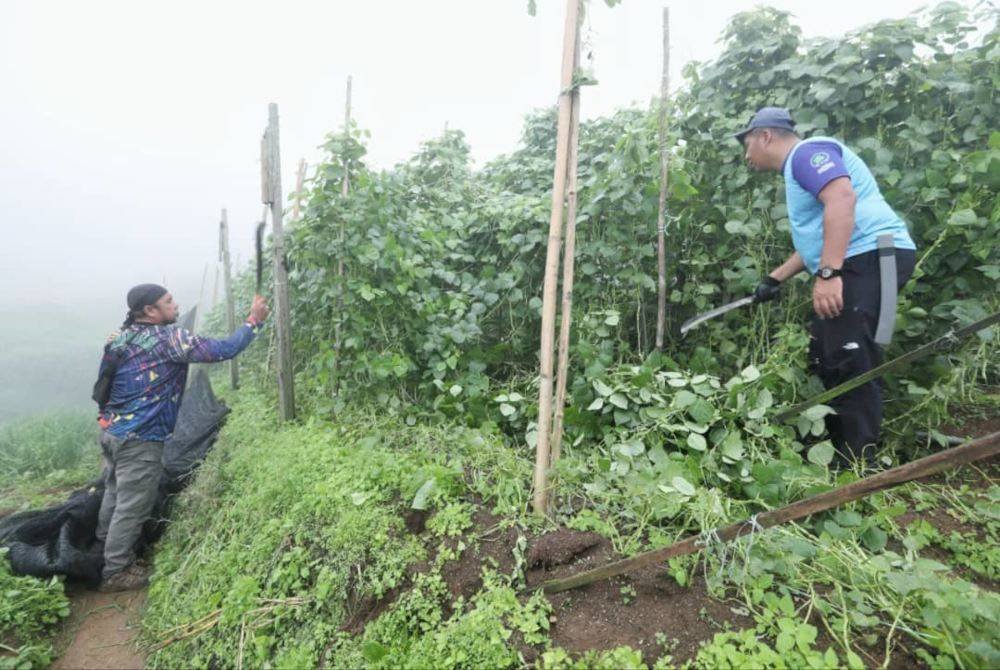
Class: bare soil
526,530,752,665
51,585,146,670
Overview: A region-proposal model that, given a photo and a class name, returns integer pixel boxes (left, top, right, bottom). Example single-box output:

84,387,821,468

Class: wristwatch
816,266,843,280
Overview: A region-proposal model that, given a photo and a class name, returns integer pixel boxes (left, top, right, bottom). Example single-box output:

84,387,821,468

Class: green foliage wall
241,3,997,426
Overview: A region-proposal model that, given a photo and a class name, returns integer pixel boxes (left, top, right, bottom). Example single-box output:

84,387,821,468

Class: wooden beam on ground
262,103,296,421
219,209,239,390
774,310,1000,422
533,0,582,517
540,430,1000,594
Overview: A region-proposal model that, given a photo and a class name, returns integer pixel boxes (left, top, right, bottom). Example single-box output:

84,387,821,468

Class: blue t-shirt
782,137,915,273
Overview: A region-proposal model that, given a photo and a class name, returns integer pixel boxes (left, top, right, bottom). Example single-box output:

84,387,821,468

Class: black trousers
808,248,916,464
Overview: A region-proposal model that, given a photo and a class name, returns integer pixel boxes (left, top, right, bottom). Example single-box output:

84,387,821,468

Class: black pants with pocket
808,248,916,464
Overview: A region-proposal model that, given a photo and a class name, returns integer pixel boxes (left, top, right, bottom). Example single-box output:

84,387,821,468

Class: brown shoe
99,563,150,592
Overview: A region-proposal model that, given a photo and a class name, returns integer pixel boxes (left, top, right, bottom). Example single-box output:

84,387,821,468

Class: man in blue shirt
94,283,268,591
735,107,917,467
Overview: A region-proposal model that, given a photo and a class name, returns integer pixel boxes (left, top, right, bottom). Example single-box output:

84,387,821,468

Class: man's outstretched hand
249,295,270,324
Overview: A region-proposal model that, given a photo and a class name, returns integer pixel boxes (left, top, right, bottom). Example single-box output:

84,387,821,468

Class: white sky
0,0,943,314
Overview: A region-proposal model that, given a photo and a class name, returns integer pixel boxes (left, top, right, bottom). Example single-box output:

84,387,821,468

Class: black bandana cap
127,283,168,313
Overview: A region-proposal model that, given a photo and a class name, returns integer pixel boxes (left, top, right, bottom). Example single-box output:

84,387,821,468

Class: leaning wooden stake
654,6,670,350
549,38,582,476
262,103,295,421
211,263,220,313
341,76,352,198
533,0,582,516
219,209,239,390
541,430,1000,594
331,75,353,401
195,262,209,332
774,310,1000,422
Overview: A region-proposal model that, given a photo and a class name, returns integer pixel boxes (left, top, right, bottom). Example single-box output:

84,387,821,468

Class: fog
0,0,936,422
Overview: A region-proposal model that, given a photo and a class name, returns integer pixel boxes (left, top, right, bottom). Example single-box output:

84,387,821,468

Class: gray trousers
96,432,164,579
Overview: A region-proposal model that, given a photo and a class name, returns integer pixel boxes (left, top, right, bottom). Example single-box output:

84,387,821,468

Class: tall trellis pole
533,0,582,516
219,209,239,390
332,75,352,400
292,158,307,220
655,7,670,350
262,103,295,421
194,262,208,333
549,37,582,479
211,262,220,313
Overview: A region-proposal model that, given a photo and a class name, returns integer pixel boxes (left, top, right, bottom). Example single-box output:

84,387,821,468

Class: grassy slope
0,410,99,669
142,391,999,669
143,391,539,669
0,411,102,514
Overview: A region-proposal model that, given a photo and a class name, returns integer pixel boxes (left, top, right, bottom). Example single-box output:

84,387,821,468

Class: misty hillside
0,304,120,424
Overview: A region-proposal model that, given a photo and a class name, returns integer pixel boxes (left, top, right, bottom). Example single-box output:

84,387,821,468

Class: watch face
819,268,831,279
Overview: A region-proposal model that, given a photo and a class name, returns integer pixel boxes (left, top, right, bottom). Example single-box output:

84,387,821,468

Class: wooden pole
292,158,307,220
194,262,208,333
548,38,582,476
541,430,1000,594
219,209,239,390
342,76,352,198
774,310,1000,422
211,263,220,313
331,75,353,400
533,0,582,516
263,103,296,421
654,7,670,350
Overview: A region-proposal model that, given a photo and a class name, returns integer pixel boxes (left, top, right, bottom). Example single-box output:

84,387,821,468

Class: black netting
0,368,228,584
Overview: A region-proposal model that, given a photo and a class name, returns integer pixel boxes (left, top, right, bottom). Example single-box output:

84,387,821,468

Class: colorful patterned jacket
97,321,260,441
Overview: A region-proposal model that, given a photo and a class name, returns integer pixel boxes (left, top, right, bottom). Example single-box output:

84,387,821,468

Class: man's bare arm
769,252,806,282
817,177,856,269
813,176,857,318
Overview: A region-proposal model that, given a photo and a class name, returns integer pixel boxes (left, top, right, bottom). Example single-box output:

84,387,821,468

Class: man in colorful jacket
95,283,268,591
737,107,917,467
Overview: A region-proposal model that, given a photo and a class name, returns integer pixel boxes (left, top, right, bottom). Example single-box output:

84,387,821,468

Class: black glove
753,276,781,303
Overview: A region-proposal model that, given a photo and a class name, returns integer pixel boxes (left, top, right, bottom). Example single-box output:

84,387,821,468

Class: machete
255,220,265,295
680,296,754,336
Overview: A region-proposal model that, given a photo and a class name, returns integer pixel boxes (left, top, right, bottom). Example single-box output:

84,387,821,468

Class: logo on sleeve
810,151,835,174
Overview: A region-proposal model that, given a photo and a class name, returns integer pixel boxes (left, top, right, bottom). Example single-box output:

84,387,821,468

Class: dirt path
52,587,146,670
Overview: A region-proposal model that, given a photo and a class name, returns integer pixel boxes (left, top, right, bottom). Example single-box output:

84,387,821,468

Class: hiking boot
98,563,150,592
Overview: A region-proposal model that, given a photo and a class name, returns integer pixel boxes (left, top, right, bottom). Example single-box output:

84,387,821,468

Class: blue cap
734,107,796,142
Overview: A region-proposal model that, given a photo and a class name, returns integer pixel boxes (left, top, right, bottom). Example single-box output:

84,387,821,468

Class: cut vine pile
4,3,998,669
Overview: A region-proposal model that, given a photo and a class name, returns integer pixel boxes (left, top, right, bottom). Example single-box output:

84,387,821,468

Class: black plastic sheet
0,369,228,583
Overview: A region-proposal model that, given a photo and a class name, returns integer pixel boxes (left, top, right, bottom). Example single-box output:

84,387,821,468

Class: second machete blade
679,296,754,336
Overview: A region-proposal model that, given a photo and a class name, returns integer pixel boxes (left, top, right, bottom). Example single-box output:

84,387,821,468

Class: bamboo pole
292,158,307,220
211,263,220,313
654,7,670,350
263,103,295,421
548,38,582,476
219,209,239,390
332,75,353,400
541,430,1000,593
341,76,352,198
194,262,208,332
774,310,1000,422
533,0,582,516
